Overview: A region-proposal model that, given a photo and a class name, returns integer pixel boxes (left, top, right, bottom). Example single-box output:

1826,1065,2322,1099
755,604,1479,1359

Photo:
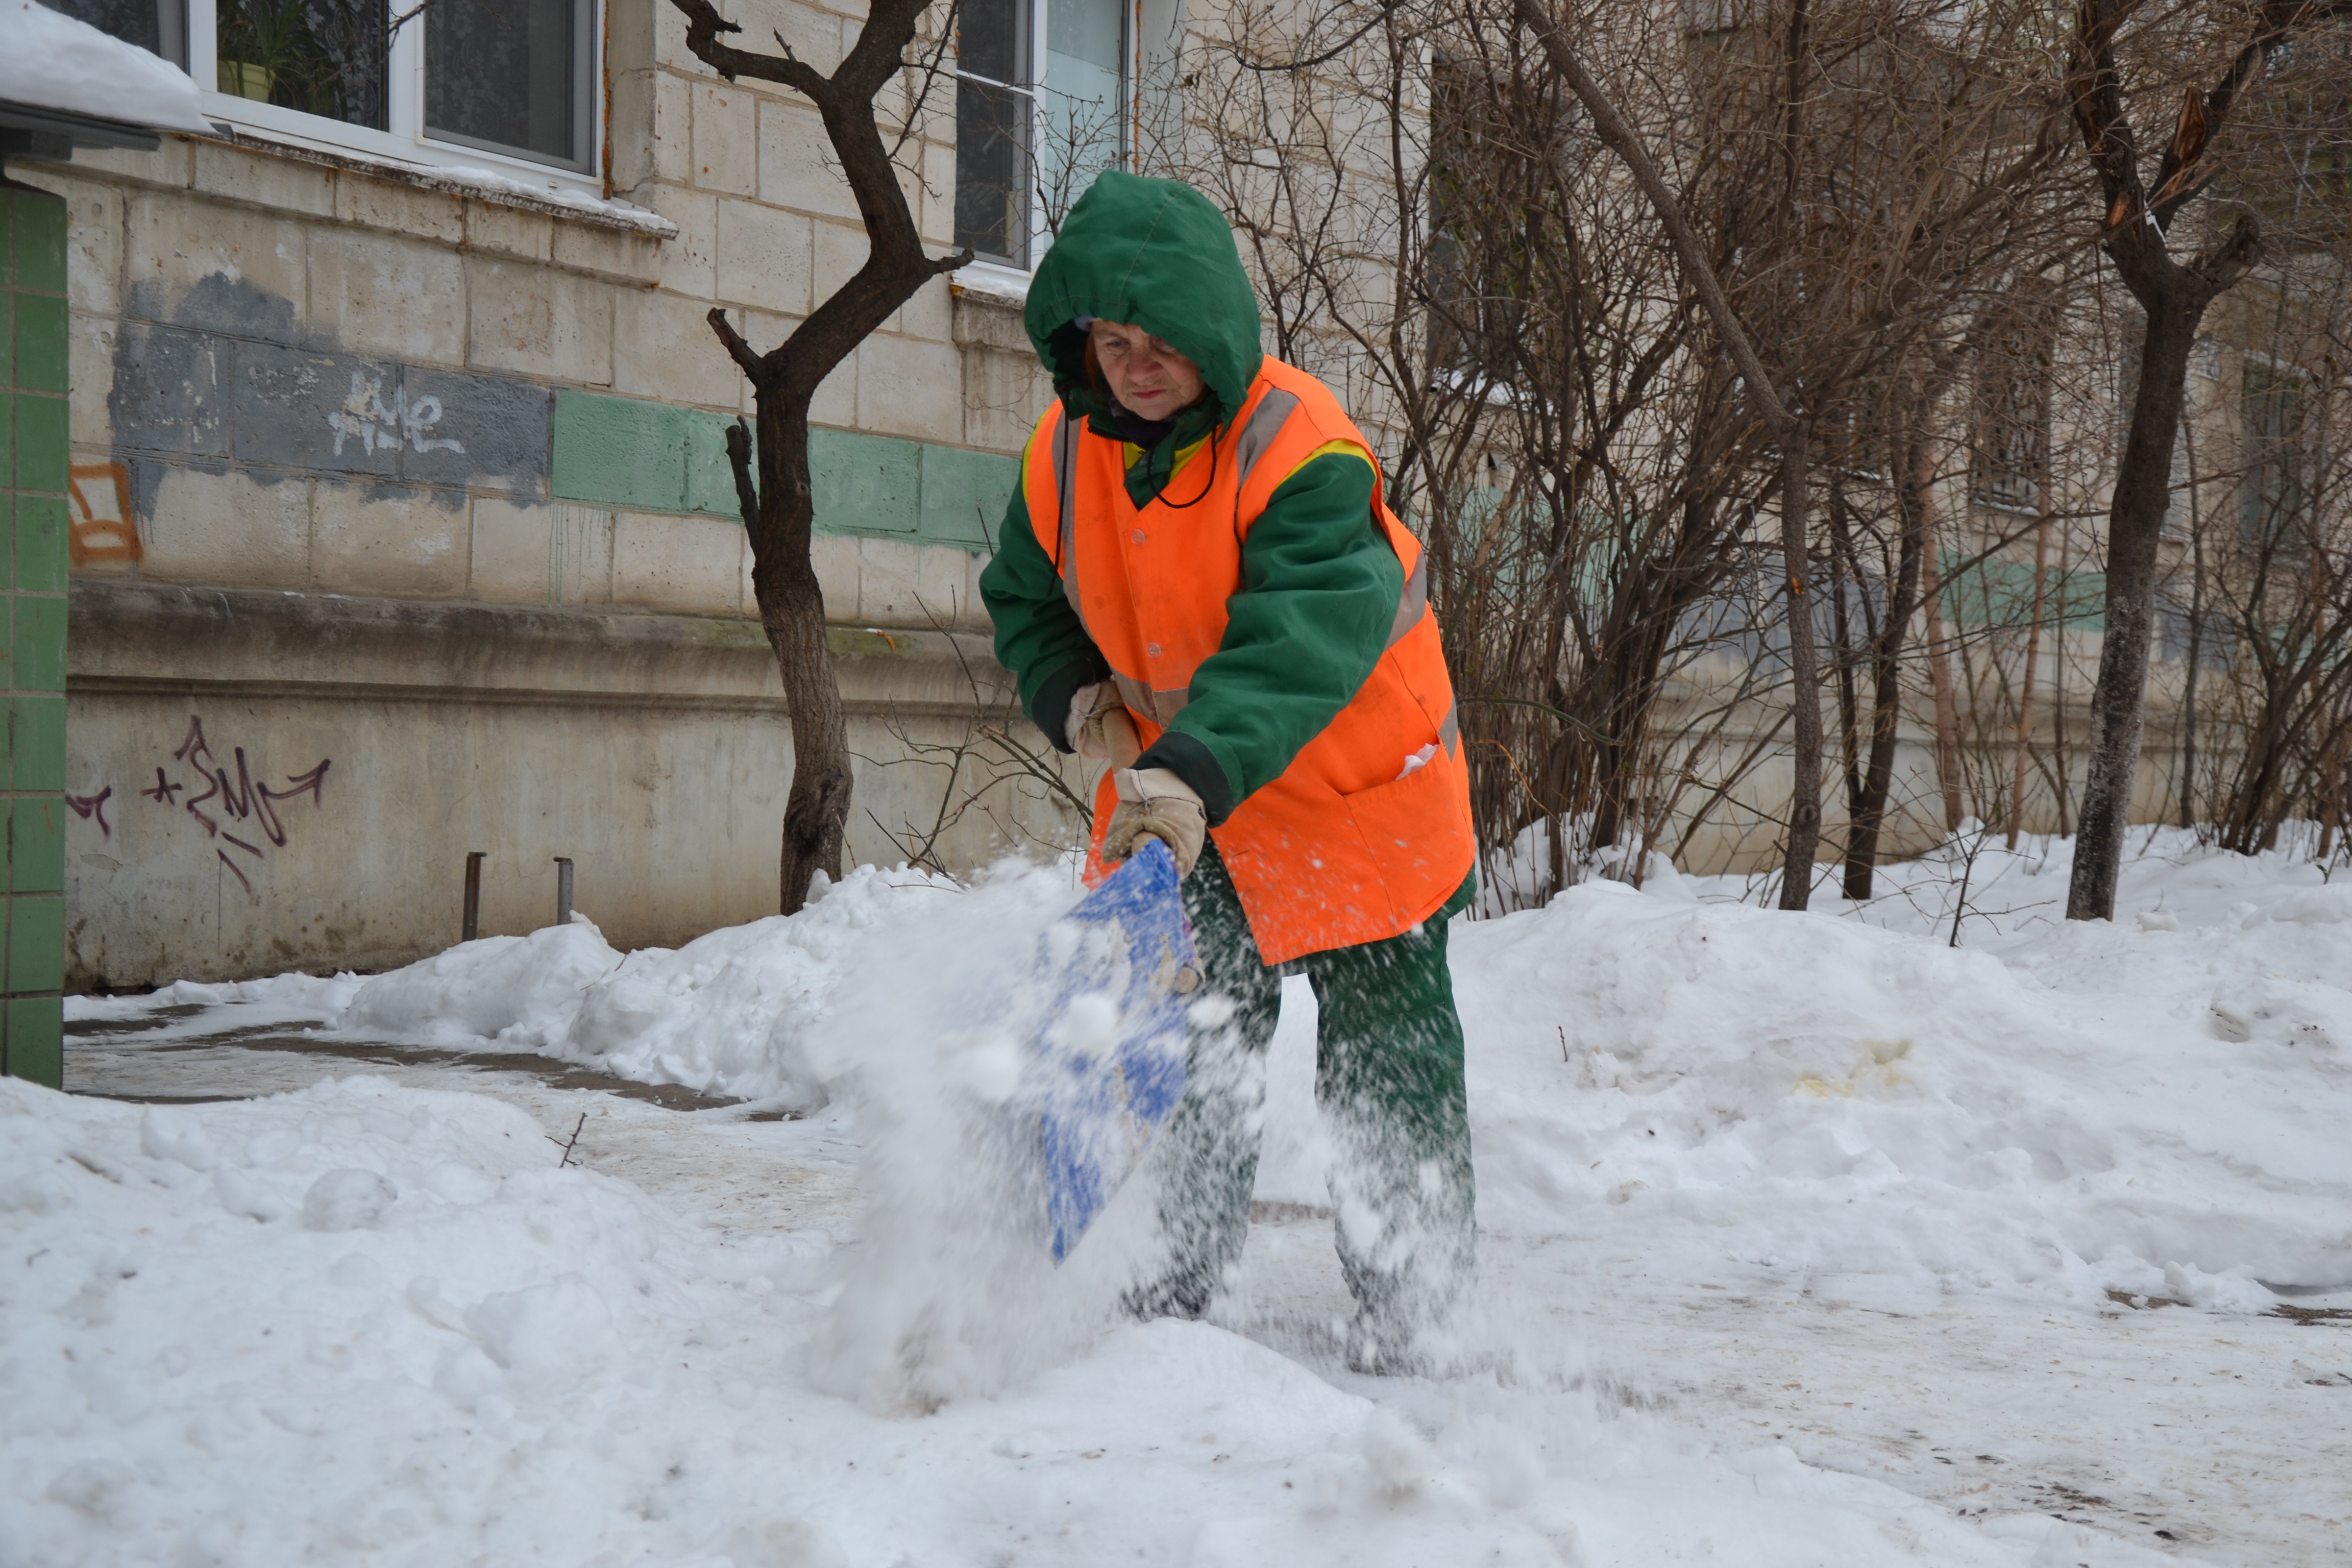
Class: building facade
22,0,1191,986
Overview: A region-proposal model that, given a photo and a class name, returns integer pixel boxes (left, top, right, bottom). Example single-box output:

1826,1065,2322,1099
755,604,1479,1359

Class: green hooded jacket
976,173,1403,826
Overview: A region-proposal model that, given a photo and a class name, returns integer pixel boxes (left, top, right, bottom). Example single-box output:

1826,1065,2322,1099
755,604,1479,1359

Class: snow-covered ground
9,829,2350,1565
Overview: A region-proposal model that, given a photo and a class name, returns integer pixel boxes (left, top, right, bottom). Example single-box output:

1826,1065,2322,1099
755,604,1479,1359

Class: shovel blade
1034,840,1198,1263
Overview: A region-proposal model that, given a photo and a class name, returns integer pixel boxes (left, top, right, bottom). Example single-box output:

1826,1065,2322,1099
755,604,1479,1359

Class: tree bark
672,0,969,913
2068,295,2202,918
1913,459,1966,833
2179,411,2204,829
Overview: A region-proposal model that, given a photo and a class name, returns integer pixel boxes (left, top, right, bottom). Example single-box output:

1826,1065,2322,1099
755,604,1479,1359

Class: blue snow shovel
1034,838,1199,1263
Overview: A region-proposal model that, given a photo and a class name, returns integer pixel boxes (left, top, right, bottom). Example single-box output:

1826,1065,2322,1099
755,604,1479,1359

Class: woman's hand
1065,681,1143,769
1101,768,1207,878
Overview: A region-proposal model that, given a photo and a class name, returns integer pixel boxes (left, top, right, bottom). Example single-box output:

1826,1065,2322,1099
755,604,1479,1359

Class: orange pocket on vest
1339,755,1471,928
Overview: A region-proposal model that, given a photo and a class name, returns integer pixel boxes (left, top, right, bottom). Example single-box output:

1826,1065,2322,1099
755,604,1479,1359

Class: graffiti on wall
328,371,466,459
133,717,334,898
110,276,556,522
65,788,112,835
67,462,142,567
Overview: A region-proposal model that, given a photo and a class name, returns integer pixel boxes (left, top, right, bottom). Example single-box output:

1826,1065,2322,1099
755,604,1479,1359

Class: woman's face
1089,320,1206,420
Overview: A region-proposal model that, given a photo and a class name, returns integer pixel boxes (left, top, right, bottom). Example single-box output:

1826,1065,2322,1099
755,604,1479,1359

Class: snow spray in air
801,859,1194,1413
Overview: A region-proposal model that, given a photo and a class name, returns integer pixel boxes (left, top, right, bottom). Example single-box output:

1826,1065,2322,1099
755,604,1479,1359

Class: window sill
193,111,675,238
951,259,1033,306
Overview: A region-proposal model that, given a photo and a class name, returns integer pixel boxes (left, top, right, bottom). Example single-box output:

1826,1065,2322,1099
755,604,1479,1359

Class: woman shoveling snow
979,173,1480,1372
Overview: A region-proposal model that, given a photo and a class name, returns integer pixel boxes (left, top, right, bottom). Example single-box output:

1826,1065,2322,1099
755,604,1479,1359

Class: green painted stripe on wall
1939,552,2107,633
552,391,1016,551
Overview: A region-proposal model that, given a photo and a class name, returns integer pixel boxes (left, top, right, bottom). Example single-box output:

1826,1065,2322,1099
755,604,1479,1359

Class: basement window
59,0,604,188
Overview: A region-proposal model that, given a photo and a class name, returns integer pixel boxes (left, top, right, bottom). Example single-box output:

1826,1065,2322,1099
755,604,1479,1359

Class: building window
2240,361,2306,548
1969,304,2054,512
55,0,602,184
955,0,1031,266
214,0,391,131
955,0,1128,271
425,0,594,168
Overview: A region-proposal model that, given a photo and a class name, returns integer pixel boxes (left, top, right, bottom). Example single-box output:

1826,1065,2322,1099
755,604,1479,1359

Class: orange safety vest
1023,357,1475,965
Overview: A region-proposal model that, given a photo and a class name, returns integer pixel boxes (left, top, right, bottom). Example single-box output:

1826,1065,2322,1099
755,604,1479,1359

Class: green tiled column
1,187,66,1089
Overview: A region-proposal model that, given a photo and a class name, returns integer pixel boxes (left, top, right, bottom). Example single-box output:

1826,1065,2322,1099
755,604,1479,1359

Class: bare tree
668,0,972,913
2061,0,2329,920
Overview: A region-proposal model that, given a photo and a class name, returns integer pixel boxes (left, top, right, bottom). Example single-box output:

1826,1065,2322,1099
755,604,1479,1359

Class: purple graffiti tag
160,718,333,891
65,787,112,837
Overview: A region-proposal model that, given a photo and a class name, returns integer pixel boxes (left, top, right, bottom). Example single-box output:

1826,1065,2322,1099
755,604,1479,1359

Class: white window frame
184,0,606,199
952,0,1135,290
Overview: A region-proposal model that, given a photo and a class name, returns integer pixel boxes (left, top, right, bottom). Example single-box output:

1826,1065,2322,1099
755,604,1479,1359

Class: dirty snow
14,829,2352,1563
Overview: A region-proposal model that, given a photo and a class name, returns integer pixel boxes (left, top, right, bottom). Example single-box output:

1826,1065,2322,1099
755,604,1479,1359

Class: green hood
1024,173,1264,432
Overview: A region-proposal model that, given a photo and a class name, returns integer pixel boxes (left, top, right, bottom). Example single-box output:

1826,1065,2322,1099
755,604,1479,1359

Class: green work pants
1140,838,1477,1330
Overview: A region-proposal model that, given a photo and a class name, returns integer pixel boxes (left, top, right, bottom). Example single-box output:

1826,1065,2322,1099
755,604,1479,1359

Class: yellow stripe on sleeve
1277,439,1376,489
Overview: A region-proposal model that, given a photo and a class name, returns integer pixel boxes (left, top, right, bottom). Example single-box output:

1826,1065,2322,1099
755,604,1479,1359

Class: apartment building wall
20,0,1079,988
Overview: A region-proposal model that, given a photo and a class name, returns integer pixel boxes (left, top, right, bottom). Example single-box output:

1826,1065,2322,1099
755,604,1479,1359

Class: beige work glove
1064,681,1143,769
1100,767,1208,878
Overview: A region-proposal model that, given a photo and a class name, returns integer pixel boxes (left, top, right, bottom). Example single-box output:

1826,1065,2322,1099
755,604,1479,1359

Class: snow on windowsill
0,0,213,135
951,258,1032,307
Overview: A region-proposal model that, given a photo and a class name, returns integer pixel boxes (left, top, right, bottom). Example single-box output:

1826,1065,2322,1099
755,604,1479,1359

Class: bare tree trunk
672,0,969,913
2179,410,2206,829
1778,431,1825,906
1843,418,1931,899
2006,504,2051,849
2069,293,2215,918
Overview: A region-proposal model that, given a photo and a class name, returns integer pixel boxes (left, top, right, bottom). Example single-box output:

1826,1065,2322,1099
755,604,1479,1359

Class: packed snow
0,1,212,134
10,829,2351,1563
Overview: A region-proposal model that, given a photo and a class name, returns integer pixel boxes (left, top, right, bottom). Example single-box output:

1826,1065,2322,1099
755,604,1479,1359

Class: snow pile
0,1,213,134
2,1071,2113,1565
329,867,998,1112
300,834,2352,1319
557,866,991,1108
1440,876,2351,1309
342,916,626,1047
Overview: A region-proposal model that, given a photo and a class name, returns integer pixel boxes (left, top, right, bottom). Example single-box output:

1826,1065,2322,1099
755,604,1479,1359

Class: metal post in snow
462,851,486,943
554,857,575,927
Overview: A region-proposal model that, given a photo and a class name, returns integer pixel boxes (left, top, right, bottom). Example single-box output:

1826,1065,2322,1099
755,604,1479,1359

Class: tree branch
1509,0,1794,436
670,0,829,99
725,416,760,525
705,307,767,379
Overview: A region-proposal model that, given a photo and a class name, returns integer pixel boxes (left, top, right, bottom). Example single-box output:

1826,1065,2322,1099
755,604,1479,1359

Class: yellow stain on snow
1794,1039,1913,1097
